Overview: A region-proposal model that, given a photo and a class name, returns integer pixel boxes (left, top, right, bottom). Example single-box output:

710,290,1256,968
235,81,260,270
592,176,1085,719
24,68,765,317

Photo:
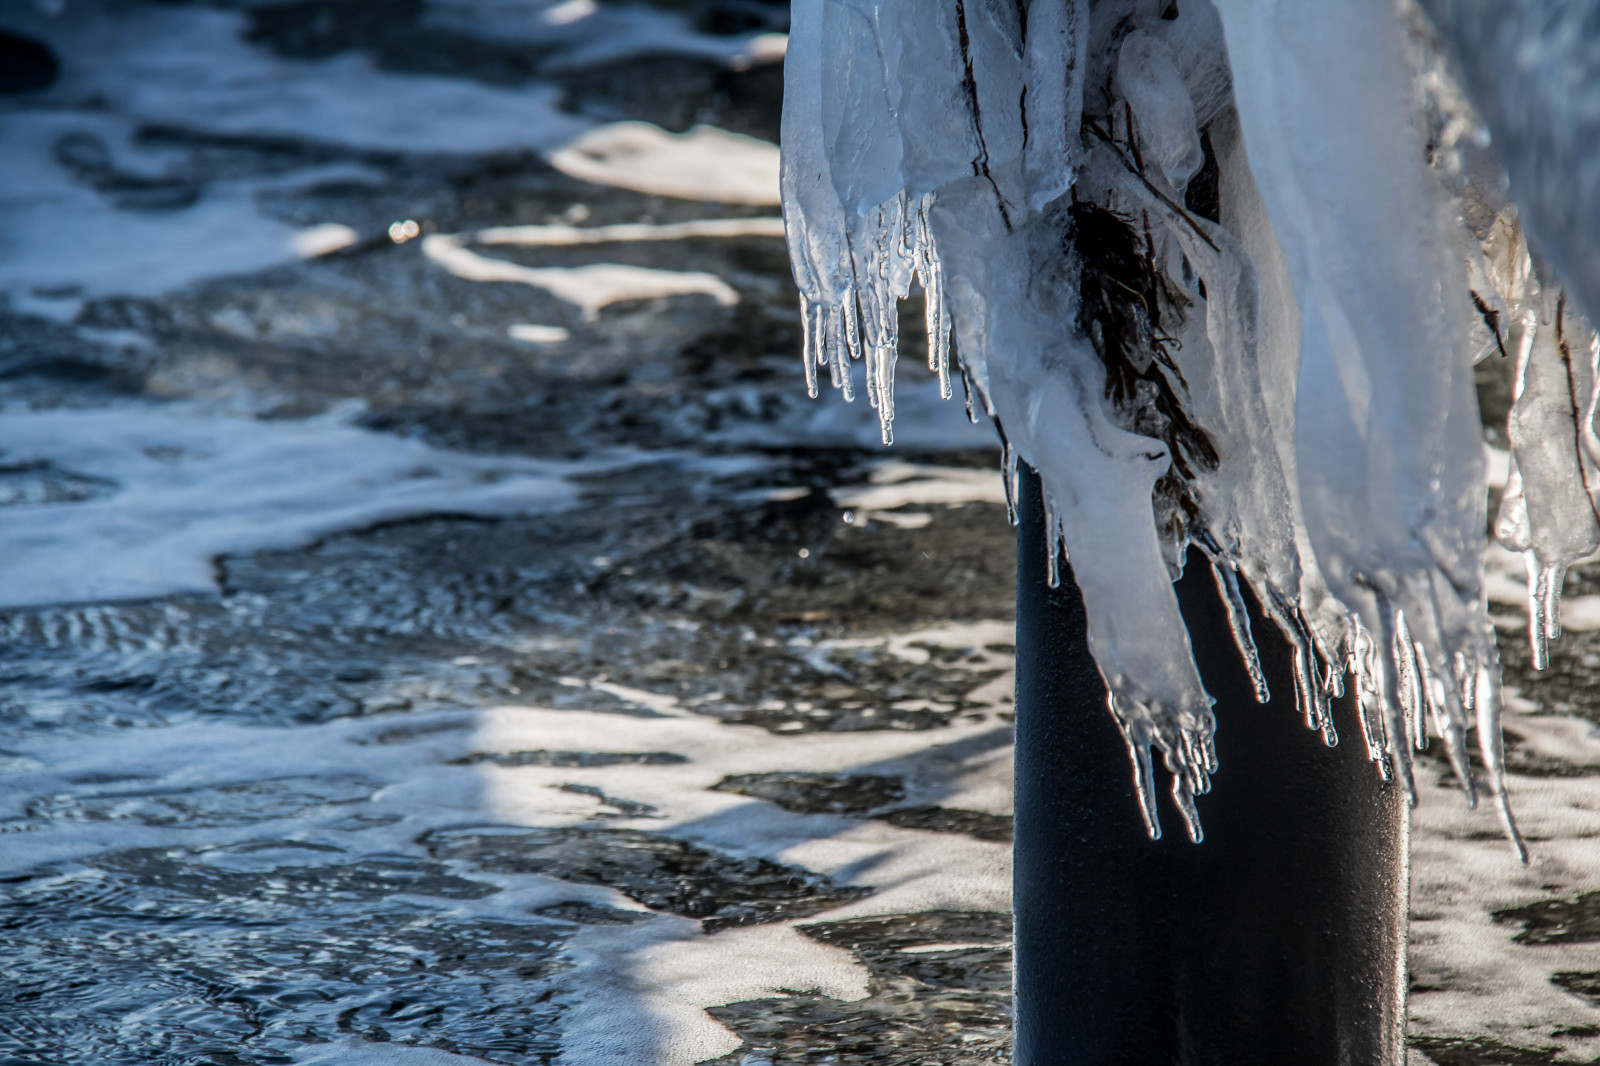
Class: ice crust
782,0,1600,850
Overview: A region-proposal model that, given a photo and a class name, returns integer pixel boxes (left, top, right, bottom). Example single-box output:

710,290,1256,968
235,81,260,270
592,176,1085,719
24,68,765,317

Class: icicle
912,194,954,399
1376,599,1419,806
1001,437,1020,528
781,0,1569,855
1286,626,1324,735
1473,660,1529,863
1496,276,1600,665
1438,650,1479,806
1210,558,1269,703
1043,489,1061,590
799,296,820,399
1115,713,1163,840
1020,0,1088,209
1391,613,1426,752
1350,621,1391,777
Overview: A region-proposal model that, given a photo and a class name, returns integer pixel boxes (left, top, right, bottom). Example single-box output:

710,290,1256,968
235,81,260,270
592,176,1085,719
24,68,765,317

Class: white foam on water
421,0,785,73
556,921,868,1066
547,123,782,205
0,111,348,321
23,3,586,156
290,223,361,259
0,614,1013,1066
1,1,783,316
831,461,1010,515
0,406,619,608
476,217,788,247
1411,744,1600,1057
508,323,573,344
423,233,739,319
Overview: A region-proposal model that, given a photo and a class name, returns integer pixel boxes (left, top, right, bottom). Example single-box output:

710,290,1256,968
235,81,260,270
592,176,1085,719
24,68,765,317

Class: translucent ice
1417,0,1600,326
782,0,1594,853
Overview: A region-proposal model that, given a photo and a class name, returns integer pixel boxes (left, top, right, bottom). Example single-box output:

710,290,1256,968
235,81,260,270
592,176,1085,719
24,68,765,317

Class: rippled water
2,2,1599,1064
0,6,1016,1063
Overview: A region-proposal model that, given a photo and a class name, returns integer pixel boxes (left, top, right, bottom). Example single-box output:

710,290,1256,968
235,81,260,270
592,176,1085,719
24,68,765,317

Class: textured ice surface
782,0,1600,847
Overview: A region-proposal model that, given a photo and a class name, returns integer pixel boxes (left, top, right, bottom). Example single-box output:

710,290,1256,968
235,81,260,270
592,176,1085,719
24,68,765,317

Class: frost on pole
782,0,1600,855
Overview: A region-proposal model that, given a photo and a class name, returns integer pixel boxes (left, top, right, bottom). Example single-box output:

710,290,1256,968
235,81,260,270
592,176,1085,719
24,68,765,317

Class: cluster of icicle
782,0,1600,855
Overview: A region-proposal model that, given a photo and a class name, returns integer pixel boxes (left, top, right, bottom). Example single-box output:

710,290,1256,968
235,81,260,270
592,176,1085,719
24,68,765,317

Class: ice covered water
782,0,1600,853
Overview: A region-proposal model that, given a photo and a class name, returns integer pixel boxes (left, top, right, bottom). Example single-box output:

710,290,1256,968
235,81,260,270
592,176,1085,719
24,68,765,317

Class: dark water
0,3,1018,1064
1,2,1597,1065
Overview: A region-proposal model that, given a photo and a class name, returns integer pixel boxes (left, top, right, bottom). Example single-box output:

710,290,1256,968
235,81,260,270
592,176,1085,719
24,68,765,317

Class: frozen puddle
0,406,616,608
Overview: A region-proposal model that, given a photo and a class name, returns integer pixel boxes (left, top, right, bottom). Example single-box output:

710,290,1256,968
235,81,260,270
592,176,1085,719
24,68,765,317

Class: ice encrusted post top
782,0,1598,857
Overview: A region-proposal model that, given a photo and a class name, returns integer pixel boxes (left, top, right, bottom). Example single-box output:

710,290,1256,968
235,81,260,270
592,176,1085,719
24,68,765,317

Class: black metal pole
1012,466,1408,1065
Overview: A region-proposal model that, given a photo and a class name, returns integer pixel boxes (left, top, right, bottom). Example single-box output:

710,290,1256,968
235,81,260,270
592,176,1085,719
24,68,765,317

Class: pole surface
1012,467,1408,1065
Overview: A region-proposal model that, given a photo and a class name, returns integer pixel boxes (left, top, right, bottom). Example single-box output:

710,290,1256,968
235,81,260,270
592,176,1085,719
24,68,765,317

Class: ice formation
782,0,1600,853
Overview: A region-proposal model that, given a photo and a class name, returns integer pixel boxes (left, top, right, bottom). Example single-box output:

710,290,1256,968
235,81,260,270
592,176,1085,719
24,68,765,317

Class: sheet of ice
423,233,740,319
1215,0,1495,802
0,406,623,608
785,0,1226,839
547,123,782,205
1476,211,1600,676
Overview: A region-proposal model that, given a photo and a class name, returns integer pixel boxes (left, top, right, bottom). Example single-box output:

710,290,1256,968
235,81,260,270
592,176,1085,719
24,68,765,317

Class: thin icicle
1001,438,1020,528
1350,621,1392,777
1376,599,1419,807
1473,661,1529,863
1210,558,1269,703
